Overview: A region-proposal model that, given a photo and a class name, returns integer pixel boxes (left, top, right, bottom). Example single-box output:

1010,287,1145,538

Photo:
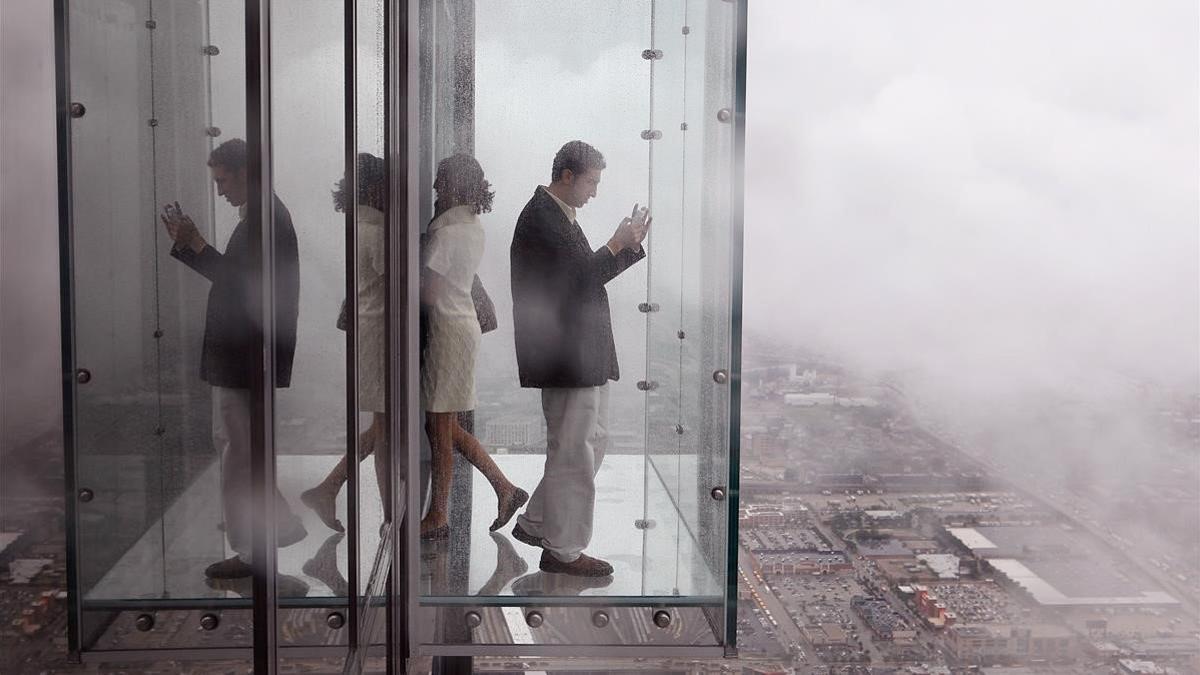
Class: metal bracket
641,48,663,60
144,20,157,30
640,129,662,141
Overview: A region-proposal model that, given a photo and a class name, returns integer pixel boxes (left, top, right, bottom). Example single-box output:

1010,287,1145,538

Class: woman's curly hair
332,152,387,213
436,153,494,215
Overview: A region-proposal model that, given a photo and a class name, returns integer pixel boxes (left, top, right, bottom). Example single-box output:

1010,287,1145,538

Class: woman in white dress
420,154,527,540
301,153,390,534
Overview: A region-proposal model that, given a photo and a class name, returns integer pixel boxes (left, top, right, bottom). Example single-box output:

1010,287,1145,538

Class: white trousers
516,384,609,562
212,386,300,560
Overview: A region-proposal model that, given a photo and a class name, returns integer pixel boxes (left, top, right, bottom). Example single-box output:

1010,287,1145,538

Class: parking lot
765,570,875,664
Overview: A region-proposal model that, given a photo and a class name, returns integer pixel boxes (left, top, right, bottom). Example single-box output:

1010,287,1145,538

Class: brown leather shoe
538,550,614,577
511,523,543,549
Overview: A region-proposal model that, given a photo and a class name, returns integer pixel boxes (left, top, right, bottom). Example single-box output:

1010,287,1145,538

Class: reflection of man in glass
161,138,306,580
509,140,651,576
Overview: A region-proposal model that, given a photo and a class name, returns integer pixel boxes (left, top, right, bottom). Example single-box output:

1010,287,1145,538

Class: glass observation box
54,0,746,670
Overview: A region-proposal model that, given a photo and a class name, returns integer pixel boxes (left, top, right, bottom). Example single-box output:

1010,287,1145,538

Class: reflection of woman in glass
301,153,389,533
421,154,527,540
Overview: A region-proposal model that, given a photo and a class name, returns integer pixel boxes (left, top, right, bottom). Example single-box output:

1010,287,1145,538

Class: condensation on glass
56,0,744,667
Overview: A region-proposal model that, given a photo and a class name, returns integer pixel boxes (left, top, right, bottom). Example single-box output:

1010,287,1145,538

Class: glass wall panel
265,0,350,653
66,0,256,651
412,0,741,654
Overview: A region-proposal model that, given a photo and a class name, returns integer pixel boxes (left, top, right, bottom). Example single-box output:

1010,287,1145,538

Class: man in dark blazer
161,138,306,580
509,140,650,577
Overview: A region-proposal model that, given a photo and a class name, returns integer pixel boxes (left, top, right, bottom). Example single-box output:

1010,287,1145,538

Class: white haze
744,1,1199,494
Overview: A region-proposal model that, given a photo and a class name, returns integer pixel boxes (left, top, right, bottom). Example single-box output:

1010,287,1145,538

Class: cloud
745,1,1199,394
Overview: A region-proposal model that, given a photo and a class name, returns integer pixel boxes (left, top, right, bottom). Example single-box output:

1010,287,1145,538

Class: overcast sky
745,1,1199,405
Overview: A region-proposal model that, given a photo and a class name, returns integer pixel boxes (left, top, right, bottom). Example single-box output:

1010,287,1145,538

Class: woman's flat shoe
490,488,529,532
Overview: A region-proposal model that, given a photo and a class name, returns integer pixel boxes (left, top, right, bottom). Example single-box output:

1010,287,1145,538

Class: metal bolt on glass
326,612,345,629
635,518,655,530
717,108,732,123
637,380,658,391
199,614,219,631
153,329,163,338
525,611,543,628
69,102,85,118
135,614,154,632
675,424,685,435
592,611,610,628
711,486,727,501
677,329,686,339
640,129,663,140
144,20,156,29
638,302,660,313
653,610,671,628
77,488,93,503
202,45,220,56
147,118,158,127
205,126,222,138
641,49,663,60
713,369,729,384
75,368,91,384
464,611,482,629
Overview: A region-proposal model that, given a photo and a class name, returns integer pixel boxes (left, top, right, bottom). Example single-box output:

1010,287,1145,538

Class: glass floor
86,455,721,606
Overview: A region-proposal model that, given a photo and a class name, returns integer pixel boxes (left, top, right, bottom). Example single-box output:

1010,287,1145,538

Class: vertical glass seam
145,0,170,599
53,0,82,657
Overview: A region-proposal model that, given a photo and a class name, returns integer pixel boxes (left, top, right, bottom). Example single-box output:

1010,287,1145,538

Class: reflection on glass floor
421,455,721,603
87,455,385,603
87,454,719,605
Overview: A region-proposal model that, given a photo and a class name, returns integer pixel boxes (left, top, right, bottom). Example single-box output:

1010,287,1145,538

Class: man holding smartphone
161,138,305,580
509,140,651,577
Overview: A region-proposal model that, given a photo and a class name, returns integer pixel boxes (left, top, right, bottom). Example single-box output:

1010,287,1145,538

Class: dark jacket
171,196,299,388
510,187,645,389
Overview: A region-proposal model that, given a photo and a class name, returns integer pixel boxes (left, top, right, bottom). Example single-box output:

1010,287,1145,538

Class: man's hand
161,201,206,254
607,203,652,255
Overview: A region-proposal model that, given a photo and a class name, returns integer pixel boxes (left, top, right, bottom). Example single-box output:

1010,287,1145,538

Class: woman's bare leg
449,422,527,531
302,419,379,533
420,412,455,536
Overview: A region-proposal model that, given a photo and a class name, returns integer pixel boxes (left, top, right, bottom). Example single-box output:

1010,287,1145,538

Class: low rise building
948,623,1077,664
